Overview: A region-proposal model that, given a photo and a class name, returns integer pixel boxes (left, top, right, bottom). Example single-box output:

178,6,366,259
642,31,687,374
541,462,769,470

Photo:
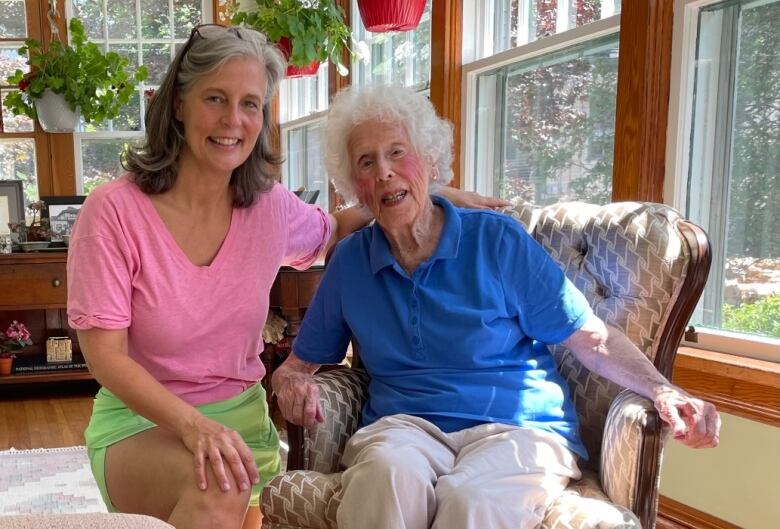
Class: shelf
0,369,93,385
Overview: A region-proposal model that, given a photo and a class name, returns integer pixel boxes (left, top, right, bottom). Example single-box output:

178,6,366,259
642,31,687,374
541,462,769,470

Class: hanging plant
3,18,147,129
232,0,353,77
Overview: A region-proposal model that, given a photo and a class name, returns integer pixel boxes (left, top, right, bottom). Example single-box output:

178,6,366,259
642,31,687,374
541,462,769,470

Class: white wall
660,412,780,528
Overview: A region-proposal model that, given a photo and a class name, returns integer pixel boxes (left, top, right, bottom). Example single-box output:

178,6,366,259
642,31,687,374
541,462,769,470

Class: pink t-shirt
67,175,331,405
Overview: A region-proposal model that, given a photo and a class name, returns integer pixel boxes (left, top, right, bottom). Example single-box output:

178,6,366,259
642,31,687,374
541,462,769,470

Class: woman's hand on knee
180,415,260,494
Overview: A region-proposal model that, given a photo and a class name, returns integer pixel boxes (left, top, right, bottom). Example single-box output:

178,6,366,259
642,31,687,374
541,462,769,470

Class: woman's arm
435,186,511,209
78,328,259,492
272,353,323,428
562,314,721,448
325,204,374,255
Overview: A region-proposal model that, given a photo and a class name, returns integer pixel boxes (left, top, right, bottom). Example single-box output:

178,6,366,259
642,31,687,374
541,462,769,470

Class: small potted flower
0,321,33,376
231,0,353,77
3,18,147,132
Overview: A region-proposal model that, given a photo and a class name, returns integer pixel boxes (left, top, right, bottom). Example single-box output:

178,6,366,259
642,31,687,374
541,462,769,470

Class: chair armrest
600,389,664,528
286,368,370,473
262,470,342,529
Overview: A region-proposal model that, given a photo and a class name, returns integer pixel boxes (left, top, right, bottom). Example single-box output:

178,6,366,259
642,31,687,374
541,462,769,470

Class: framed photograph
293,189,320,204
0,180,25,236
41,195,86,241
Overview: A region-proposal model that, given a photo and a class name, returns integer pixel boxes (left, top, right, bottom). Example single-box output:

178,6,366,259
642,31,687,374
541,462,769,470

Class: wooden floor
0,381,720,529
0,380,98,450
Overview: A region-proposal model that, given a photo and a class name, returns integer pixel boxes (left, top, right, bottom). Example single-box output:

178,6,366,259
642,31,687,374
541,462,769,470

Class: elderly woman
272,85,721,529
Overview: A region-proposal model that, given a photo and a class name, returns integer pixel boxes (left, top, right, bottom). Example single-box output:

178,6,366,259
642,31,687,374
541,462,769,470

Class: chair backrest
503,201,711,469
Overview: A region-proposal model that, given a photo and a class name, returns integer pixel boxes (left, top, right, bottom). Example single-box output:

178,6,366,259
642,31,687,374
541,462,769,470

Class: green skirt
85,383,281,512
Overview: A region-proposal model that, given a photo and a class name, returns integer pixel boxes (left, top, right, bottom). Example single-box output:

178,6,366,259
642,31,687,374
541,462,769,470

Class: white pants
336,414,581,529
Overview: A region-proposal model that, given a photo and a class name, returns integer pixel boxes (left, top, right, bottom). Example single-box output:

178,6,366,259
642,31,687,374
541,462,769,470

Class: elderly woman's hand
272,359,324,428
435,187,511,210
653,386,721,448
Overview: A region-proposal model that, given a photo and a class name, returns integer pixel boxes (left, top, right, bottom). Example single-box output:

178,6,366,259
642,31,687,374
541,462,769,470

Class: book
12,361,88,374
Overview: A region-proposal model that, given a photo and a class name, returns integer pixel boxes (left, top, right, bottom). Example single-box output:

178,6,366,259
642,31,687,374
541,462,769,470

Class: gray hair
325,85,454,203
123,25,287,207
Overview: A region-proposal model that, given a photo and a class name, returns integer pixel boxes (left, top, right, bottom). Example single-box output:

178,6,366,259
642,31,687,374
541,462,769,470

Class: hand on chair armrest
600,389,663,512
288,368,370,473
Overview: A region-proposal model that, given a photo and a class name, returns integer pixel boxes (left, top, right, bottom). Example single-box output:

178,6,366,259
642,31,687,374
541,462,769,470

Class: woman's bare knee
169,465,252,529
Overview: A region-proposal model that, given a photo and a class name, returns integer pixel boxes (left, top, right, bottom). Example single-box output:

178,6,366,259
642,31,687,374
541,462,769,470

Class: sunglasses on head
178,23,245,60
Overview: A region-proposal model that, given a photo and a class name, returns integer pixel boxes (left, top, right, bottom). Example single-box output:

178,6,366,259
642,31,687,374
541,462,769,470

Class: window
462,1,619,205
279,65,329,124
464,0,620,61
667,0,780,360
0,0,39,219
68,0,211,193
281,115,328,210
278,64,330,210
279,0,434,211
351,0,432,90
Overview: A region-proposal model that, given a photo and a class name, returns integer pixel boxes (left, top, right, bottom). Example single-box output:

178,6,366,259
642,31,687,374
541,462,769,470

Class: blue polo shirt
293,196,591,459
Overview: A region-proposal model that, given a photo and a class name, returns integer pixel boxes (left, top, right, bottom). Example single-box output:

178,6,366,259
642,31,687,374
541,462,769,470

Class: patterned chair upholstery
262,202,711,529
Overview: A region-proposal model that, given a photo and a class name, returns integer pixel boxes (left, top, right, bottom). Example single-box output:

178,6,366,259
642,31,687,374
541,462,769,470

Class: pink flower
0,321,33,354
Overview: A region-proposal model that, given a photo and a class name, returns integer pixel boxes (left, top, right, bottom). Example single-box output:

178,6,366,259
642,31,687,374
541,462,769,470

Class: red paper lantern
277,37,321,78
357,0,426,33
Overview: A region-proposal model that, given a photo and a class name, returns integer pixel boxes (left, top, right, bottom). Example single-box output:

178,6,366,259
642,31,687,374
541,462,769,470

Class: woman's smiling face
176,56,267,178
348,120,434,228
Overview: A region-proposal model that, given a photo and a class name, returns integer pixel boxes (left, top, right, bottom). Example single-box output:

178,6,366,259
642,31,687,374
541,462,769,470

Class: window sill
672,347,780,427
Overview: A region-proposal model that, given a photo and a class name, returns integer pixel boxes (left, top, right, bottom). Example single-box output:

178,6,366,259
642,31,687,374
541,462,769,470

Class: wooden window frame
2,0,76,196
14,0,674,202
9,0,225,199
22,0,775,429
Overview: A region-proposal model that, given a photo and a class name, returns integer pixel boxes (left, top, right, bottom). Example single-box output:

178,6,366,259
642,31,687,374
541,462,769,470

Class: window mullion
494,68,507,200
515,0,531,49
698,4,740,328
556,0,571,35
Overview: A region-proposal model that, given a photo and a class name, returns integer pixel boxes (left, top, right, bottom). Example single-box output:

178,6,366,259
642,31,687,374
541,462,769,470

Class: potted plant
231,0,352,77
0,321,33,376
8,200,51,245
3,18,147,132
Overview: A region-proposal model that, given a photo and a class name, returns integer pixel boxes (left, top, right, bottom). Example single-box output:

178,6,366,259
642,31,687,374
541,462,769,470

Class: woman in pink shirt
67,24,502,529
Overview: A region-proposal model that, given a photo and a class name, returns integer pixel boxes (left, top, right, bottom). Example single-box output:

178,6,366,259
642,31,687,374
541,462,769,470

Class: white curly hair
324,85,454,203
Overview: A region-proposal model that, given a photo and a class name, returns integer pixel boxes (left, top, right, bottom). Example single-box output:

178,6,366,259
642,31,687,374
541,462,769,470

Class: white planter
34,89,80,133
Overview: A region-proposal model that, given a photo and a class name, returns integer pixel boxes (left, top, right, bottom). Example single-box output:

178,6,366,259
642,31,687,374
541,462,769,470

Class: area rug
0,436,289,515
0,446,107,515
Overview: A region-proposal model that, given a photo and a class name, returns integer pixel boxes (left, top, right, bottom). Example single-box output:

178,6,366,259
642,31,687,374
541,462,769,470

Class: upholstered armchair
262,201,711,529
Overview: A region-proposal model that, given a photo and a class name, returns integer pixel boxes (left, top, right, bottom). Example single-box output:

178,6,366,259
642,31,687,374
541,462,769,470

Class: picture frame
0,180,25,237
293,189,320,205
40,195,86,241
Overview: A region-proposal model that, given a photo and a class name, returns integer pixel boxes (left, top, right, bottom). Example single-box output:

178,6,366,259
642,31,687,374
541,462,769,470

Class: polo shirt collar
368,194,462,274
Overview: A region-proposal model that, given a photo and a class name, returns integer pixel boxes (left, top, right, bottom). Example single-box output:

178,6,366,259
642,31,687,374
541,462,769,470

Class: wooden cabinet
269,264,325,337
0,254,68,310
0,253,324,386
0,252,90,385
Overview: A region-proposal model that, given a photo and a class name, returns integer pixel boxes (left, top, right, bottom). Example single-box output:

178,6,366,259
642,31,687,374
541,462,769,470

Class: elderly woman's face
348,120,434,226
